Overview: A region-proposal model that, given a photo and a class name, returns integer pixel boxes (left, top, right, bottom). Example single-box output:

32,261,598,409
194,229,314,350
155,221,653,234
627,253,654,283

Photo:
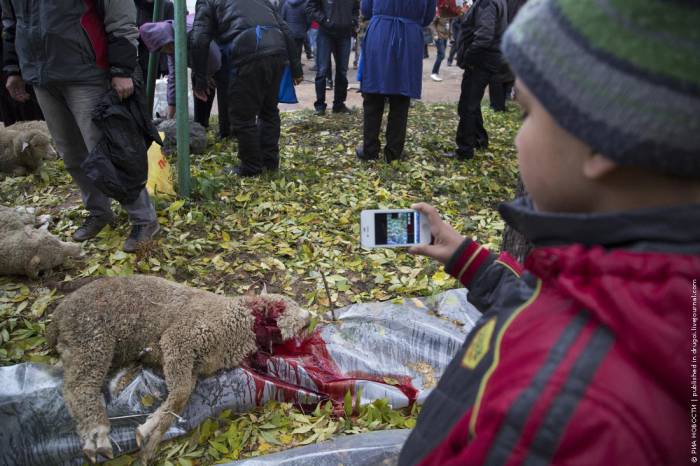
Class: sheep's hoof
96,434,113,460
82,445,97,464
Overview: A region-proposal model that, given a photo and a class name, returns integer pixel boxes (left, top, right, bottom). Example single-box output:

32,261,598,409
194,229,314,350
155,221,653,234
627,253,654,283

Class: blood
244,328,419,411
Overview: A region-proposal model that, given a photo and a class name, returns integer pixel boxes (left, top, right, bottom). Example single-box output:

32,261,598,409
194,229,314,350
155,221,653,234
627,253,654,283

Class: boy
399,0,699,464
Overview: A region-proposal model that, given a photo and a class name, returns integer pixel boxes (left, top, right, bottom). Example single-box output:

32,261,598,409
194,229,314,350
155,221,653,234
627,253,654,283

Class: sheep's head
16,130,51,171
245,294,311,349
24,228,82,277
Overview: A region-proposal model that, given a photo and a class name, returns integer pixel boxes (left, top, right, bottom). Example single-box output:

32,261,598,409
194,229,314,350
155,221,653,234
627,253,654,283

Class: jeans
228,57,285,172
308,28,319,56
456,66,491,157
34,82,156,224
315,30,351,111
432,39,447,75
488,77,507,112
363,93,411,161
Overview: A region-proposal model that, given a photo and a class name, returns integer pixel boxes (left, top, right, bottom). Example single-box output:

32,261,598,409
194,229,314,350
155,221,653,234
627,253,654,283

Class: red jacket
399,198,697,466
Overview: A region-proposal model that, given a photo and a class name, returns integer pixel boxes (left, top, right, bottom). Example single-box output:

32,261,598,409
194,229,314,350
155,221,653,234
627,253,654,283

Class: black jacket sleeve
100,0,140,78
190,0,216,92
1,0,20,77
463,1,497,65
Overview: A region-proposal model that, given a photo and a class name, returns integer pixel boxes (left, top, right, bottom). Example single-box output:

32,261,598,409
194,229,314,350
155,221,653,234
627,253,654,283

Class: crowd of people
0,0,696,464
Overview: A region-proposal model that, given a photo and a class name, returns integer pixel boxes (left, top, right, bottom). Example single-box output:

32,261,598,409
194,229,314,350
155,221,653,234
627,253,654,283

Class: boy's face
514,80,600,213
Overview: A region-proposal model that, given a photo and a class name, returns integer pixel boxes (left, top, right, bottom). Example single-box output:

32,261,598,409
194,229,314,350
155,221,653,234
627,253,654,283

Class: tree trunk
501,177,532,263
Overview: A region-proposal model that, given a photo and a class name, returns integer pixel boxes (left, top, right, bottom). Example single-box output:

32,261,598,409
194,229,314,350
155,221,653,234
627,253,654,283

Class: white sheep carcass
46,275,311,464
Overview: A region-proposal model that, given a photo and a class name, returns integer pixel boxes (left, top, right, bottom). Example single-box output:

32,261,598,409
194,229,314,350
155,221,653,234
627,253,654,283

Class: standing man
446,0,507,160
306,0,359,115
357,0,435,163
190,0,303,177
2,0,160,253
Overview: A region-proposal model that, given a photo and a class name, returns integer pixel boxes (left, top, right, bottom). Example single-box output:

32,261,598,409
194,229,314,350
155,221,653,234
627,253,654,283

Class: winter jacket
399,197,696,466
139,16,221,106
82,83,161,205
305,0,359,38
360,0,436,99
455,0,506,72
190,0,302,93
282,0,310,40
1,0,139,86
432,15,450,40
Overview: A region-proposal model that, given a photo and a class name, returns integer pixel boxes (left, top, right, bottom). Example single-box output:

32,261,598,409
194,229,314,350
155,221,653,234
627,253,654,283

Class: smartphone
360,209,431,248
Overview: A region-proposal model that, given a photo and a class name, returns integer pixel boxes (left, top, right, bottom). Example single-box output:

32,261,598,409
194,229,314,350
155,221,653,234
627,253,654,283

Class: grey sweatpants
34,81,156,225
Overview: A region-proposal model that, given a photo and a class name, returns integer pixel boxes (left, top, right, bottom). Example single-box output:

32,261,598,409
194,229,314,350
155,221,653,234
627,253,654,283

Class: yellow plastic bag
146,132,176,197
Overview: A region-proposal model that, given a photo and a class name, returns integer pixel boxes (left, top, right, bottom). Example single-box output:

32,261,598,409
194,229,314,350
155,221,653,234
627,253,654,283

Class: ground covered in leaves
0,102,520,465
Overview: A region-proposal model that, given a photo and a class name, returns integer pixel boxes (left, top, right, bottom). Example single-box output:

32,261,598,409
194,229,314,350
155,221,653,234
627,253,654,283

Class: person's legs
432,39,447,75
215,52,231,138
258,59,285,171
332,35,351,111
488,77,506,112
361,93,384,159
314,30,332,112
228,63,265,174
193,86,215,128
303,33,313,59
385,94,411,161
294,38,304,65
34,83,114,221
455,66,491,158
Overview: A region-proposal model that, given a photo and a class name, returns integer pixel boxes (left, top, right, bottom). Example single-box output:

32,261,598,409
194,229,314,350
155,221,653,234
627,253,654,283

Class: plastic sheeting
0,289,479,465
225,429,411,466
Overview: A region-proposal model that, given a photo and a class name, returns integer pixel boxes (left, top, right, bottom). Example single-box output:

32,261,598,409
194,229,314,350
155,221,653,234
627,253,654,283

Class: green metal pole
174,0,191,198
145,0,165,114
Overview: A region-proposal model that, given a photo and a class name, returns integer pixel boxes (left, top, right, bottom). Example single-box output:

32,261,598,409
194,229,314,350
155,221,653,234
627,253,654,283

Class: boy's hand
194,88,209,102
409,203,466,265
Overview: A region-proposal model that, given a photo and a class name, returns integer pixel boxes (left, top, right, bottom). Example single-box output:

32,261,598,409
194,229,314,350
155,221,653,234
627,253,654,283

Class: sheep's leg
137,338,195,464
62,345,114,463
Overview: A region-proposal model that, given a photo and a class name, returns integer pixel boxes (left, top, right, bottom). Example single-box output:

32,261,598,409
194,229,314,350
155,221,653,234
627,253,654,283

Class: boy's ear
582,153,618,180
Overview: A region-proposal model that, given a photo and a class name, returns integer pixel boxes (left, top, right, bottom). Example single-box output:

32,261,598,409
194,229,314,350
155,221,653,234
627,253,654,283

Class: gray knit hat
501,0,700,177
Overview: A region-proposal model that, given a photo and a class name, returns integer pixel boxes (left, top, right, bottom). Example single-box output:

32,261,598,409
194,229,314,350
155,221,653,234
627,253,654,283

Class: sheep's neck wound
250,298,285,352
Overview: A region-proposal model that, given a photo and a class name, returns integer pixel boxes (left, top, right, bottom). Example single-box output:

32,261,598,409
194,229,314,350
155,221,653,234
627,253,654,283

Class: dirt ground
210,45,464,114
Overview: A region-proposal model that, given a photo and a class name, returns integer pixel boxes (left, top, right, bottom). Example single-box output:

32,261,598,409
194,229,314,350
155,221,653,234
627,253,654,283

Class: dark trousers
488,77,507,112
194,90,215,128
315,30,351,110
456,66,491,157
363,93,411,161
294,38,305,65
432,39,447,75
215,52,231,138
228,57,285,172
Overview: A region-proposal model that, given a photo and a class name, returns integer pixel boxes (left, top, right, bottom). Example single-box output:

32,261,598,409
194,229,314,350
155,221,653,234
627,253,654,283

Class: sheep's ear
21,141,29,153
261,283,268,295
26,255,41,278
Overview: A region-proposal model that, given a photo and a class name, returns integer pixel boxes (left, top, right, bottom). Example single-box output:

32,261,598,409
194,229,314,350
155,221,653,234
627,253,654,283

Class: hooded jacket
1,0,138,86
189,0,302,92
399,197,697,465
282,0,310,40
305,0,359,38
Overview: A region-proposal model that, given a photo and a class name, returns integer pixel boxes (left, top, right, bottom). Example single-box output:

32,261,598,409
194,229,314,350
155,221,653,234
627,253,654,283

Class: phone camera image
375,212,417,246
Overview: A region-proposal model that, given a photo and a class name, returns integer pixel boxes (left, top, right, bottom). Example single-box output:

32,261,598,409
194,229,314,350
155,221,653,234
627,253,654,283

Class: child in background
399,0,699,464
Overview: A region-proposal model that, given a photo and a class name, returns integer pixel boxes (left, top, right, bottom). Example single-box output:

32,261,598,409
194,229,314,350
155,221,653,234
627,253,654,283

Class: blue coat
360,0,436,99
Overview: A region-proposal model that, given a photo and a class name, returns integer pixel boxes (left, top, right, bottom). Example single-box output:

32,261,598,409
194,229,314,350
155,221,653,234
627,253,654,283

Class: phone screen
374,211,420,246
